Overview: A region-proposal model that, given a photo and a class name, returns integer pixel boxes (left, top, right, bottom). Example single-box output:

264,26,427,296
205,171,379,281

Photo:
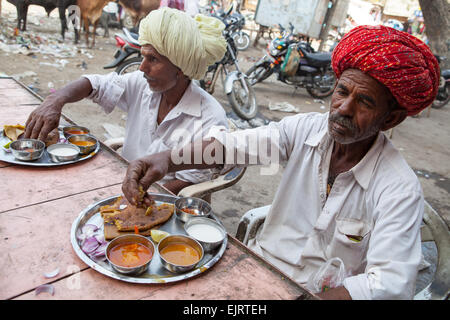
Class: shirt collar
304,112,386,190
350,132,385,190
145,80,203,119
172,81,202,118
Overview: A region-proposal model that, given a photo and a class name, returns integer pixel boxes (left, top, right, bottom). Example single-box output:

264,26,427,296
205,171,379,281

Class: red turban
332,25,440,116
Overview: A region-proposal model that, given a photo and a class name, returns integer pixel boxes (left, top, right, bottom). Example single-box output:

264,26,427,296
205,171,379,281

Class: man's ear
381,108,407,131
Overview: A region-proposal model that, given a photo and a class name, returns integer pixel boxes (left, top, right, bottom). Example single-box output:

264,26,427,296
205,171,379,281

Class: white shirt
83,71,228,185
208,112,424,299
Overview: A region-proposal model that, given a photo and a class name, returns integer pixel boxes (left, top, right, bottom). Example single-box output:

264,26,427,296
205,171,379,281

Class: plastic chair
235,200,450,300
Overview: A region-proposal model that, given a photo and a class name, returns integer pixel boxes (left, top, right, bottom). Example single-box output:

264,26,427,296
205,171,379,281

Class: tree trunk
418,0,450,69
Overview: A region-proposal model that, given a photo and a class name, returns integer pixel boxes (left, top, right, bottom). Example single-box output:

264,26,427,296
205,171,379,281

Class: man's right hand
122,151,172,207
24,94,65,141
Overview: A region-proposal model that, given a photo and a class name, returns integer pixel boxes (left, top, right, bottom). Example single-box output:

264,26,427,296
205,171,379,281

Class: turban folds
332,25,440,116
138,7,227,80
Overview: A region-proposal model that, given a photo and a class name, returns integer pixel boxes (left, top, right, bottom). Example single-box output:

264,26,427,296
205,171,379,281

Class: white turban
138,7,227,80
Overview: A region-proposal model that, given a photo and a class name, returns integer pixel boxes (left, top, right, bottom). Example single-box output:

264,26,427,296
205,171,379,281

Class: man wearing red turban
332,25,440,116
120,26,440,299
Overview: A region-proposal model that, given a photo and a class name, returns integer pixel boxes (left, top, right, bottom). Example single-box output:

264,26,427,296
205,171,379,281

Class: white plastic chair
235,200,450,300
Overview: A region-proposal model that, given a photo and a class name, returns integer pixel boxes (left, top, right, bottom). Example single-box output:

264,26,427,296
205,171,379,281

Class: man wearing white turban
24,7,229,195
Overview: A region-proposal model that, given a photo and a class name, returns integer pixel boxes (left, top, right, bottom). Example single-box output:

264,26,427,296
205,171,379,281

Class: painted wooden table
0,77,315,300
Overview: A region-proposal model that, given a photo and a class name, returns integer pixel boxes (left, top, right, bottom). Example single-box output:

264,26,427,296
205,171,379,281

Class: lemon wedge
151,230,170,243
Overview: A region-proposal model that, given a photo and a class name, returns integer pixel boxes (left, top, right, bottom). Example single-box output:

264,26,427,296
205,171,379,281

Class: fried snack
4,124,59,147
3,124,25,141
99,196,173,240
44,128,59,147
113,202,174,232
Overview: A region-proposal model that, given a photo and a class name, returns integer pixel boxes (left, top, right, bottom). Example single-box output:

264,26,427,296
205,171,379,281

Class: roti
100,196,174,240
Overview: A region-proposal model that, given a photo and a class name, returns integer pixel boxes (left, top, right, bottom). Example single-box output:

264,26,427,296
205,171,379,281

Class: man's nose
337,96,356,116
138,59,148,73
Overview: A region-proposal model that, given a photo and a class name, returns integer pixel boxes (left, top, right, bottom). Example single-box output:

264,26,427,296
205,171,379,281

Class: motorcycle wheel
306,68,336,99
232,32,251,51
228,76,258,120
115,57,143,76
432,85,449,109
245,62,273,86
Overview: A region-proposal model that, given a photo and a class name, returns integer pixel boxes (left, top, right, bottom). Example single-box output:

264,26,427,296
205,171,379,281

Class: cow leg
83,18,90,48
58,6,67,40
91,20,100,48
74,26,80,44
22,5,29,31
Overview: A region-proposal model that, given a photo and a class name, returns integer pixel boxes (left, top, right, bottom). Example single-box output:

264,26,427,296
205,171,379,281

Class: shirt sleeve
343,191,424,300
82,71,139,113
204,113,320,175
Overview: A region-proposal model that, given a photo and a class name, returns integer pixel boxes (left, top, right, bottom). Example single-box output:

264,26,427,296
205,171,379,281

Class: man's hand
122,151,172,206
24,94,65,141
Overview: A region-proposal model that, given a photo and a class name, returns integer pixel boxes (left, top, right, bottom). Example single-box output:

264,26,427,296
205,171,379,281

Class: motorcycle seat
303,51,332,68
123,28,140,46
442,69,450,79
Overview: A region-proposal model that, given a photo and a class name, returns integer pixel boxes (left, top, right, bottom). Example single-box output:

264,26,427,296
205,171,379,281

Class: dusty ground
1,1,449,239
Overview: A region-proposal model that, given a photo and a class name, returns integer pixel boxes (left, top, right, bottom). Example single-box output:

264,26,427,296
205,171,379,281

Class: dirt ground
1,2,449,237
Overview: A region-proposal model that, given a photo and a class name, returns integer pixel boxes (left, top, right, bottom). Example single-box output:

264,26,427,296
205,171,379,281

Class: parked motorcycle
246,23,336,99
210,5,250,51
103,28,142,75
223,10,250,51
432,55,450,109
199,10,258,120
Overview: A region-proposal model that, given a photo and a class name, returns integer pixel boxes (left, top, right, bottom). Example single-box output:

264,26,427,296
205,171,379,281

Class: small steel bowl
63,125,90,138
157,234,204,273
10,139,45,161
47,143,80,162
105,234,155,276
174,197,212,223
68,134,98,155
184,217,226,252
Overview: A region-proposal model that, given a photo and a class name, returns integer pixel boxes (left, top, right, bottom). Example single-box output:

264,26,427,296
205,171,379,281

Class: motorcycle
432,55,450,109
210,5,250,51
222,10,250,51
199,9,258,120
246,23,336,99
103,28,142,75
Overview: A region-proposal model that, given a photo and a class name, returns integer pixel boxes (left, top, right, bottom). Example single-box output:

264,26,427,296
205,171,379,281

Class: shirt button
320,194,324,199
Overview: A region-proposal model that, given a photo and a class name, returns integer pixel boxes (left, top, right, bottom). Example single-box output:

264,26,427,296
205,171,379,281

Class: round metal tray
70,193,227,284
0,129,100,166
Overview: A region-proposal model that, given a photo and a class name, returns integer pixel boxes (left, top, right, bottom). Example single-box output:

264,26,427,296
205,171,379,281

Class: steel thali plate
70,193,228,284
0,129,100,166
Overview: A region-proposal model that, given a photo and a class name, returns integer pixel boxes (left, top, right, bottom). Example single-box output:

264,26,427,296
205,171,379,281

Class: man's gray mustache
329,113,356,131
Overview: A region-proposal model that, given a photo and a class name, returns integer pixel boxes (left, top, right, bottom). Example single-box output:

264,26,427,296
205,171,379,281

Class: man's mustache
143,74,155,81
329,113,357,131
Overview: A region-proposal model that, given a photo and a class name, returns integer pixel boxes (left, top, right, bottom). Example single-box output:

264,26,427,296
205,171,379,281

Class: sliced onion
81,236,99,254
35,284,55,296
81,224,99,236
94,233,105,244
90,242,108,258
43,268,60,279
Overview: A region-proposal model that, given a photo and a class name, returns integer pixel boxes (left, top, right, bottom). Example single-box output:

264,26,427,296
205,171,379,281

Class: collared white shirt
208,112,423,299
83,71,228,184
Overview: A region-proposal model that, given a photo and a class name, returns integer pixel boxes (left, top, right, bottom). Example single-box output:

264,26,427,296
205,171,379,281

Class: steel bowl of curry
174,197,212,223
157,234,204,273
105,234,155,275
68,134,98,155
63,125,90,138
10,139,45,161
